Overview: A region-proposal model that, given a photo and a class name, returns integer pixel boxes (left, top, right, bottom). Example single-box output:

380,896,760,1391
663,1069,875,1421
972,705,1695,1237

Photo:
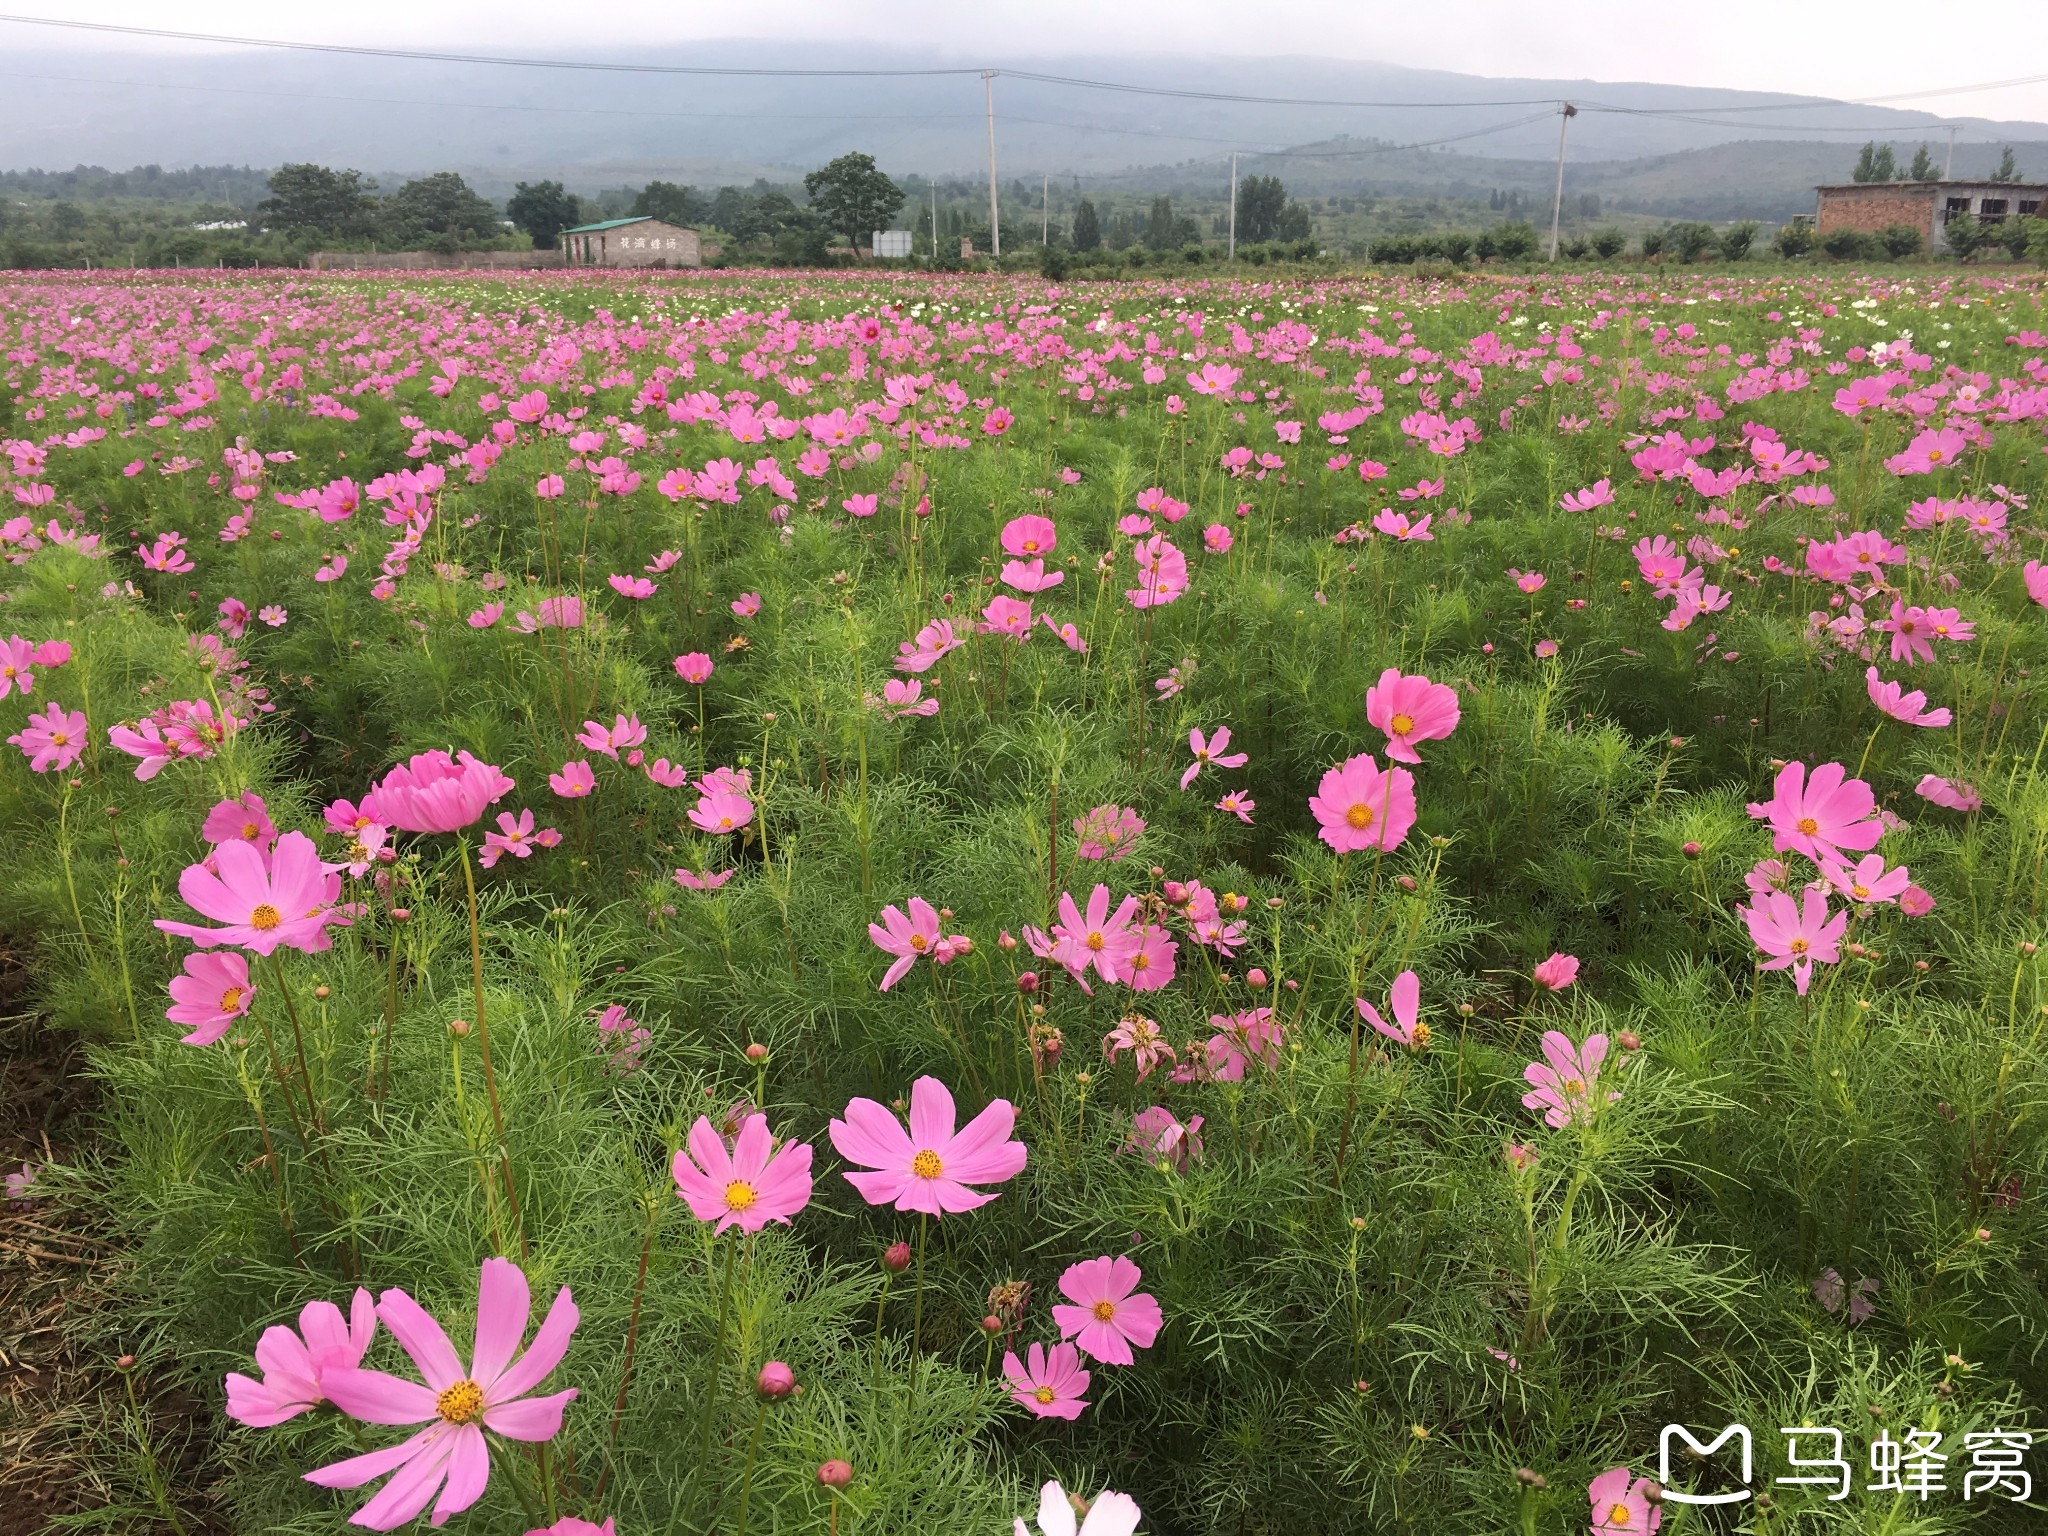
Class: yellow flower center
0,666,14,678
1796,816,1819,836
1130,952,1150,972
248,904,282,931
50,731,68,745
1346,803,1375,829
1086,932,1105,951
911,1149,944,1179
909,933,928,951
1092,1300,1117,1322
1852,884,1869,900
1390,713,1415,736
1033,1385,1056,1404
435,1379,484,1424
1609,1504,1633,1526
723,1180,757,1212
242,821,261,840
219,987,244,1013
1411,1021,1431,1048
1790,937,1810,954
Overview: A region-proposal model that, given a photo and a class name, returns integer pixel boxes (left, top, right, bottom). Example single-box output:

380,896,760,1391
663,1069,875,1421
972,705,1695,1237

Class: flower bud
1396,875,1417,892
1514,1468,1546,1489
744,1043,768,1062
1642,1483,1665,1506
116,1354,136,1370
1682,841,1702,859
1617,1030,1641,1052
757,1361,796,1399
448,1019,471,1037
998,930,1018,951
883,1241,912,1273
1246,967,1268,988
818,1460,854,1489
1148,865,1165,879
1017,971,1039,994
313,985,331,1001
982,1315,1003,1335
391,907,411,922
1162,881,1189,905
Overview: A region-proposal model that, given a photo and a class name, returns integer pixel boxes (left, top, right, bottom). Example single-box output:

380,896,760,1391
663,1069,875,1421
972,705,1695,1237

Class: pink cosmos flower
155,833,338,955
1000,558,1065,593
1916,774,1981,813
1309,753,1417,853
1074,804,1144,861
980,594,1036,640
1003,1341,1090,1420
895,618,966,673
0,634,38,697
673,867,736,892
307,1259,578,1531
2024,560,2048,610
1876,600,1936,667
1357,969,1426,1048
671,1112,813,1234
478,809,551,868
1532,953,1579,992
166,950,255,1046
1560,478,1615,512
1521,1030,1616,1128
674,652,714,684
643,758,689,788
1103,1013,1176,1079
1371,508,1432,541
1181,726,1248,790
1125,1106,1204,1169
1052,885,1142,989
1216,791,1255,823
828,1075,1026,1215
1188,360,1241,396
467,604,503,629
1364,668,1460,764
225,1288,376,1427
1899,884,1935,916
1746,760,1882,865
1588,1467,1662,1535
8,702,86,772
1002,515,1057,556
1015,1480,1143,1536
877,678,939,719
202,792,276,851
688,787,753,833
1126,535,1188,609
1866,667,1951,728
1052,1256,1162,1366
1819,853,1911,906
550,761,597,799
1740,887,1847,995
1507,568,1547,594
1203,523,1234,553
607,574,656,600
731,593,762,618
363,751,514,835
869,897,942,990
218,598,250,638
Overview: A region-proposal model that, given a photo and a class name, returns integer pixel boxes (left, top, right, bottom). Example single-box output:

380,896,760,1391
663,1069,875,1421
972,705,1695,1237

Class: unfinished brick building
561,216,703,268
1815,181,2045,252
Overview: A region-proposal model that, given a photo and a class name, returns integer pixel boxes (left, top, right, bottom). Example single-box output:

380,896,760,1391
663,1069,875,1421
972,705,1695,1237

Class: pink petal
305,1424,440,1489
907,1075,958,1149
487,1287,577,1404
470,1258,532,1391
481,1385,576,1441
318,1366,439,1425
375,1289,465,1392
430,1426,491,1525
348,1427,457,1531
842,1168,912,1207
829,1098,912,1169
939,1098,1026,1184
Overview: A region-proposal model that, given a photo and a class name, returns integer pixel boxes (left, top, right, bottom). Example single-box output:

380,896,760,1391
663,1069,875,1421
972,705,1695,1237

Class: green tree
1943,215,1994,262
1851,142,1898,183
1989,147,2020,183
1236,175,1287,243
1879,224,1925,259
506,180,580,250
1070,197,1101,252
380,172,500,250
802,153,903,257
1493,221,1539,260
1591,227,1629,259
1717,221,1759,261
1774,220,1815,257
1145,196,1175,250
260,163,377,240
1905,144,1937,181
1821,226,1871,260
632,180,704,228
1277,201,1313,242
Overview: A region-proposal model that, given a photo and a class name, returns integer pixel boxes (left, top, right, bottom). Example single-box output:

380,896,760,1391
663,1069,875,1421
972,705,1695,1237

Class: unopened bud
1642,1483,1665,1506
998,930,1018,951
1017,971,1039,994
757,1361,796,1399
1514,1468,1546,1489
1246,968,1268,988
1396,875,1417,892
448,1019,471,1037
390,907,411,922
982,1315,1003,1335
744,1042,768,1062
1617,1030,1641,1052
1682,841,1702,859
818,1460,854,1489
313,985,331,1001
883,1241,911,1273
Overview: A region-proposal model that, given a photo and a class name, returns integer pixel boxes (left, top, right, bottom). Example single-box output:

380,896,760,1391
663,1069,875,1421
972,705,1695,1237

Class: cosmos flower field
2,264,2046,1534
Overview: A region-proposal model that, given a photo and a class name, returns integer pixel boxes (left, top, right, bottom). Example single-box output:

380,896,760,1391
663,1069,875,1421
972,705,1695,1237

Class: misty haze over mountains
4,41,2045,219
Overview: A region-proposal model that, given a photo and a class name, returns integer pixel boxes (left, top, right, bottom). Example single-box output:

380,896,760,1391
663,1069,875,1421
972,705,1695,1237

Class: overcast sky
8,2,2048,122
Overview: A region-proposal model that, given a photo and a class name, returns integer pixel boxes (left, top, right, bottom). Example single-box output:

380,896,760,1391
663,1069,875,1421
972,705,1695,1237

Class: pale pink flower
1866,666,1951,728
224,1288,375,1426
672,1112,813,1234
1588,1467,1661,1536
1740,887,1847,995
1181,726,1248,789
1364,668,1460,764
1003,1342,1090,1420
869,897,942,990
1052,1256,1162,1366
1103,1013,1175,1079
1521,1030,1616,1128
1309,753,1417,853
166,950,256,1046
1746,761,1882,865
674,652,714,684
828,1075,1026,1214
1819,853,1911,906
1532,953,1579,992
549,761,596,799
1357,969,1426,1048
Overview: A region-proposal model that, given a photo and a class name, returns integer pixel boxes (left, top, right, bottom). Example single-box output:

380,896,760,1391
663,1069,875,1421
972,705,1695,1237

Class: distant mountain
2,40,2043,220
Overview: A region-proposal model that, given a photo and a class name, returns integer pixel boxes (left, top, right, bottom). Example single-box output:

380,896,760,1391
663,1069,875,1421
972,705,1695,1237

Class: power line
4,13,2035,119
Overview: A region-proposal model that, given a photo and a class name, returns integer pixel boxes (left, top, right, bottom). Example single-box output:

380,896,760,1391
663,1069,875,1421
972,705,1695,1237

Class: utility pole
1042,173,1049,246
1547,101,1578,262
1943,124,1958,180
1228,151,1239,261
931,179,938,258
983,70,1001,261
